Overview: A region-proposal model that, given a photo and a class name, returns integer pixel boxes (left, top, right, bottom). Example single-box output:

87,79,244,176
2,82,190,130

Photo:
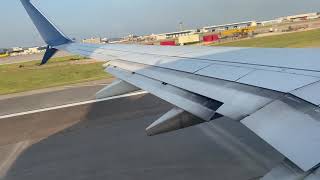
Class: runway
0,79,114,116
0,85,284,180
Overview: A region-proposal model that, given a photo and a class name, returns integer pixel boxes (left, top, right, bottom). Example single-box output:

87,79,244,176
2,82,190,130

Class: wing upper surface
59,43,320,106
57,42,320,171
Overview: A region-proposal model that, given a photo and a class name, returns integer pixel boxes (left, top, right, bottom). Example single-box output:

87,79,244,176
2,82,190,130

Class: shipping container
160,41,176,46
203,34,219,42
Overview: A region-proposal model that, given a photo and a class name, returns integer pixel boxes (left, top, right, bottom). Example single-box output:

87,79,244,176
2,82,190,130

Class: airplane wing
20,0,320,176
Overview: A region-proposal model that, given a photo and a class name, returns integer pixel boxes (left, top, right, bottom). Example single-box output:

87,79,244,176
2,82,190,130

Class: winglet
20,0,71,46
20,0,71,64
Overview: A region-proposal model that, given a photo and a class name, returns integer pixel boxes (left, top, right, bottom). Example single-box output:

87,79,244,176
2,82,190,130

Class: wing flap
237,70,320,92
107,60,282,120
106,66,222,121
195,63,255,81
291,81,320,106
96,79,140,99
146,107,207,136
242,95,320,171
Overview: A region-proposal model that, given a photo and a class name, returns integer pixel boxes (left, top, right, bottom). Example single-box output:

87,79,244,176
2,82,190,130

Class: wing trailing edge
146,107,221,136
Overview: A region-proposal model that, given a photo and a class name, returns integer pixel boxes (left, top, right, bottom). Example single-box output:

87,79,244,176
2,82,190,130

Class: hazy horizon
1,0,319,48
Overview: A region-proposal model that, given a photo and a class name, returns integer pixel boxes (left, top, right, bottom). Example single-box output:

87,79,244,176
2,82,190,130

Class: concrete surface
0,51,72,65
0,79,114,116
0,88,284,180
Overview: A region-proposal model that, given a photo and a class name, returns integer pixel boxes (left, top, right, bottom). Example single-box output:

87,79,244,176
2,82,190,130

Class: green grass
0,56,112,95
212,29,320,48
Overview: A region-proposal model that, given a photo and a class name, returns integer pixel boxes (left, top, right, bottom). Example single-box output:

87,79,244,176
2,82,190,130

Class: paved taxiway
0,79,114,116
0,83,284,180
0,51,72,65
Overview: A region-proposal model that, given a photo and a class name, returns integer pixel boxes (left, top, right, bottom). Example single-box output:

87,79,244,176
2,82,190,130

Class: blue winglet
20,0,71,64
20,0,71,46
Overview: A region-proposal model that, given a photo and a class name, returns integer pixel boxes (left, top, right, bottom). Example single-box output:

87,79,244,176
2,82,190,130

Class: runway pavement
0,79,114,116
0,85,284,180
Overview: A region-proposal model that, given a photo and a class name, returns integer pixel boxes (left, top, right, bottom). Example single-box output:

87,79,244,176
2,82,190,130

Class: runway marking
0,91,147,120
62,83,110,88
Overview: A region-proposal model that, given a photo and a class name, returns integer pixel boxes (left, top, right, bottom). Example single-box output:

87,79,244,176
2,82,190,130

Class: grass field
212,29,320,48
0,56,111,95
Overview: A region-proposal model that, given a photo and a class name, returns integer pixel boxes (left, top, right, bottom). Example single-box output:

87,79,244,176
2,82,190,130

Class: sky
1,0,320,48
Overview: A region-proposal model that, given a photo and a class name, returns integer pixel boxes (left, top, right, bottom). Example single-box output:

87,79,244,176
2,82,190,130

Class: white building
26,47,41,54
280,12,320,21
202,21,257,33
12,47,23,52
259,19,283,26
82,37,103,44
154,30,198,40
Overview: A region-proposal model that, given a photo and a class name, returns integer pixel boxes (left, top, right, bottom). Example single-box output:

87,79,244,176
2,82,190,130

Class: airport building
155,30,198,40
280,12,320,21
9,47,25,56
122,34,141,42
82,37,103,44
259,19,283,26
25,46,46,54
6,46,46,56
12,47,24,52
202,21,257,33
